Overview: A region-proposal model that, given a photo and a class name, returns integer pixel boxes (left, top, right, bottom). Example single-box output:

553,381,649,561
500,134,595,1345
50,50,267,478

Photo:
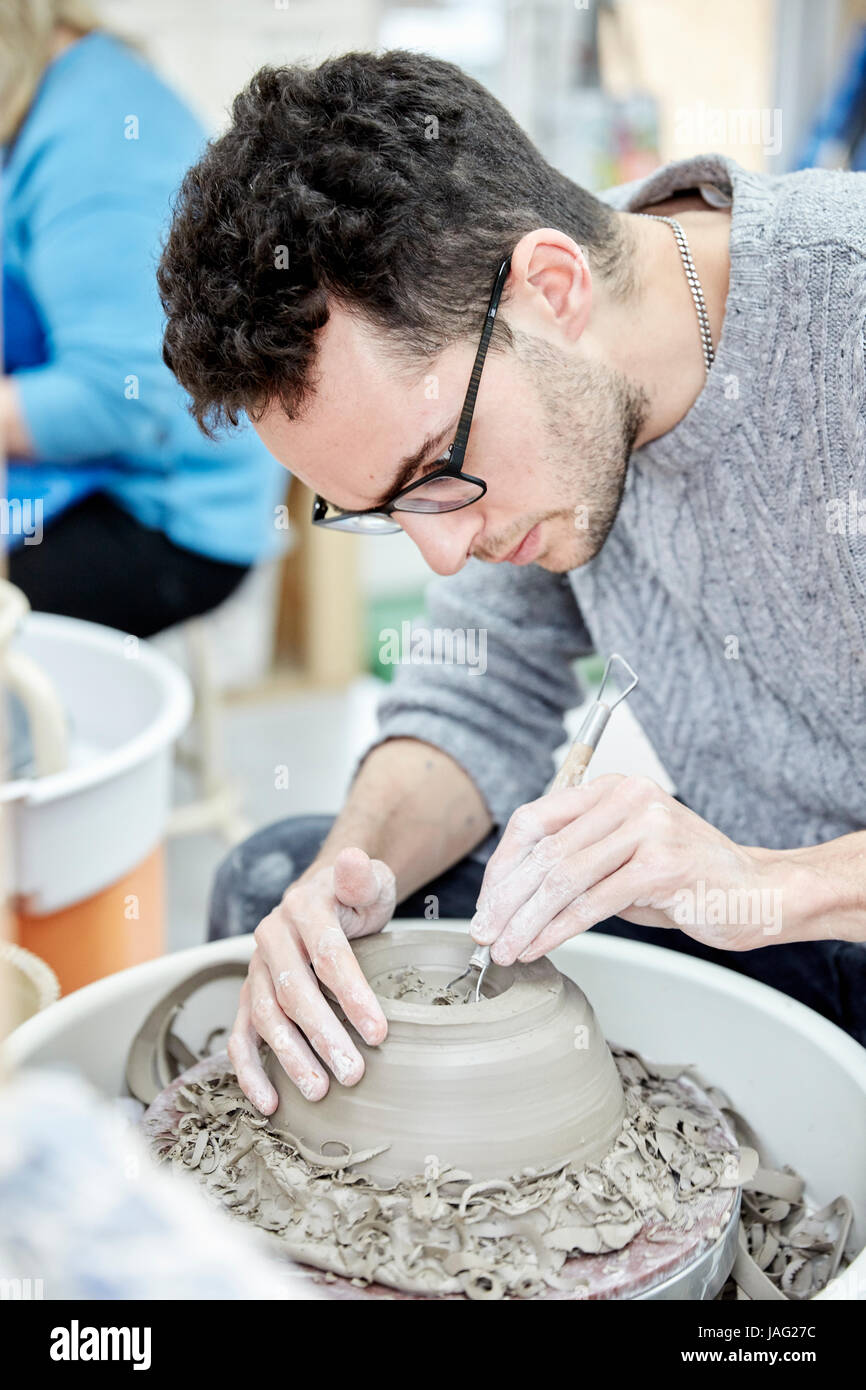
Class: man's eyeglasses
312,254,512,534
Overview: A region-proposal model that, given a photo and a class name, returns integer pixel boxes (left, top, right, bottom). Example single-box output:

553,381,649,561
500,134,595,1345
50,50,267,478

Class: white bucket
4,925,864,1299
2,612,192,913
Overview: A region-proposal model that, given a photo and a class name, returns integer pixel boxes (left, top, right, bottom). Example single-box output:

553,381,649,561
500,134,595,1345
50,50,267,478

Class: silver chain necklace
641,214,715,376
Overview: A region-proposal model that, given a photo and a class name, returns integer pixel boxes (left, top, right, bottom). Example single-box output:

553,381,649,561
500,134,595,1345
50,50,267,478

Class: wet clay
263,931,627,1184
132,941,854,1300
151,1047,743,1299
374,964,477,1006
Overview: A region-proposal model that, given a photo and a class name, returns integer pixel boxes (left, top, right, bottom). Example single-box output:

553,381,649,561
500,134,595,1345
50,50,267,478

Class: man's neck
592,200,732,450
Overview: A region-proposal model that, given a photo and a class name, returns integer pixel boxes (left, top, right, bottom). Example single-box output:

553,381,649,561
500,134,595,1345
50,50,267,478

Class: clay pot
264,928,625,1184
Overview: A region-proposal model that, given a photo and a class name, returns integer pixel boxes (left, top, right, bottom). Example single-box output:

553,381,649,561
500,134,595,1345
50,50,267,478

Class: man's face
253,300,646,576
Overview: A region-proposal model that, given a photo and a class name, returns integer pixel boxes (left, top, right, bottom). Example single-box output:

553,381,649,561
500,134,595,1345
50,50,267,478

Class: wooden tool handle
550,740,594,792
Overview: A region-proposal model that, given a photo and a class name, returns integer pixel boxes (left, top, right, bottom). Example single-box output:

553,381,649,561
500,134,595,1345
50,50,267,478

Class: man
158,50,866,1114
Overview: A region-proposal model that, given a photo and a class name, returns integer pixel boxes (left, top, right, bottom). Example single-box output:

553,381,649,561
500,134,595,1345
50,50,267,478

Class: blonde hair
0,0,103,143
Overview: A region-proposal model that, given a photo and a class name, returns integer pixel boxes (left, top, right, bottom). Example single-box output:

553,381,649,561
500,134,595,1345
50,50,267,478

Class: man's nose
396,510,482,576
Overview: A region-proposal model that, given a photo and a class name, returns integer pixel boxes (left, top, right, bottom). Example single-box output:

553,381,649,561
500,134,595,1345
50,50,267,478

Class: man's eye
419,455,449,476
420,446,454,476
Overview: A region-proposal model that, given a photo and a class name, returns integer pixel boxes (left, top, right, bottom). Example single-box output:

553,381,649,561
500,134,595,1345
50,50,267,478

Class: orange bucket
13,845,165,995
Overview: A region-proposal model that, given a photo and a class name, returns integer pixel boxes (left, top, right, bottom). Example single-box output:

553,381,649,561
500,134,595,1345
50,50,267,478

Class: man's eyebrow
368,420,457,508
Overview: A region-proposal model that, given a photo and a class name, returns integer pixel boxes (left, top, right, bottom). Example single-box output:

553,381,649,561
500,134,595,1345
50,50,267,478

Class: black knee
207,814,335,940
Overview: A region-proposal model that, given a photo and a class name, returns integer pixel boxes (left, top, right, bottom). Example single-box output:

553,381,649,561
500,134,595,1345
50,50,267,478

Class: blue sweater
2,32,286,564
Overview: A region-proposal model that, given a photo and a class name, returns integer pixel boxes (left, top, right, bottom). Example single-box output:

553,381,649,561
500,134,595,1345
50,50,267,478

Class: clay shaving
133,965,854,1301
702,1085,853,1301
152,1048,747,1299
373,965,478,1007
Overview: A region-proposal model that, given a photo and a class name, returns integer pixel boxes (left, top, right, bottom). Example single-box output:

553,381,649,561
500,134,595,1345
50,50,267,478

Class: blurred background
4,0,866,989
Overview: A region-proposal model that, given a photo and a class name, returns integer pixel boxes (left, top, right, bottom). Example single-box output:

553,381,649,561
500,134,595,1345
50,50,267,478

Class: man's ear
507,229,592,344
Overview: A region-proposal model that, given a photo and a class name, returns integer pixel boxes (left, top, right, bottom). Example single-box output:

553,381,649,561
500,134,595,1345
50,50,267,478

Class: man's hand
470,775,807,961
228,847,396,1112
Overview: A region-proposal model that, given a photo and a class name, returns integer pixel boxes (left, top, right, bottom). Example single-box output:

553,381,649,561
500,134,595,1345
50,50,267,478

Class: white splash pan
4,925,865,1300
2,612,192,913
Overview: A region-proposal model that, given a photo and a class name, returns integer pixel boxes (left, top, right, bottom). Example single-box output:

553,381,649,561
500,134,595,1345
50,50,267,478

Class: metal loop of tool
596,651,639,711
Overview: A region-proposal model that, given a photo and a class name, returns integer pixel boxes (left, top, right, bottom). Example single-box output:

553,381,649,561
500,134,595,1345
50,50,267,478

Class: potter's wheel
142,1053,741,1301
135,933,744,1300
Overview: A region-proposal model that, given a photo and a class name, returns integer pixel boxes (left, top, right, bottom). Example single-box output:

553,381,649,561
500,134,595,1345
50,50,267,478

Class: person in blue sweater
1,8,286,636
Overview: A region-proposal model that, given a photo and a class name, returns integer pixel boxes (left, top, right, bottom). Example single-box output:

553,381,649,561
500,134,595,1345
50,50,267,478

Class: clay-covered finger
254,895,376,1047
227,969,279,1114
517,860,648,961
302,910,388,1047
332,847,380,907
287,879,388,1043
246,950,330,1100
480,783,607,894
491,825,639,964
258,924,372,1084
472,786,620,945
334,851,397,936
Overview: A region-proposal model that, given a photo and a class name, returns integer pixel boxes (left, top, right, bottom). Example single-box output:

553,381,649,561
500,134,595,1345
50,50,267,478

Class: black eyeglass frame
311,253,513,531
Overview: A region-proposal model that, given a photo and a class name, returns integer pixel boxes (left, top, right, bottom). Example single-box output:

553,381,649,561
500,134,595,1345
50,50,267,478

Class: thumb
333,847,390,910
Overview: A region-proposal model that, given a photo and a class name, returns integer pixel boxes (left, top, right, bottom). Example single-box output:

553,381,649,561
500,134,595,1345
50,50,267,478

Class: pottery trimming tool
447,652,639,1001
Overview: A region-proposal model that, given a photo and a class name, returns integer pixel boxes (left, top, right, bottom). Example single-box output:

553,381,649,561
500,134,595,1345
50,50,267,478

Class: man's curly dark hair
157,49,624,438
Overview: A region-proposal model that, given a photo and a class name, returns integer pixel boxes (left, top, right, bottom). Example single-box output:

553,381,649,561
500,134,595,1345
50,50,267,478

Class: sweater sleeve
10,121,197,462
367,560,593,829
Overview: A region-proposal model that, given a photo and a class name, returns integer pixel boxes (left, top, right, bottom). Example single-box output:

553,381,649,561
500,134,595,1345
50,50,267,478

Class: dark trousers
10,493,249,638
208,814,866,1049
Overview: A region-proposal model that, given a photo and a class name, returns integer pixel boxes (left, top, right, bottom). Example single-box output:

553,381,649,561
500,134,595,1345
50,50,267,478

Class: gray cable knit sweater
372,154,866,853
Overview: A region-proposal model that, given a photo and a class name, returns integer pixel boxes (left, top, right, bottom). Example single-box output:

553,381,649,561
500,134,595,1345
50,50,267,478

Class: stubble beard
497,332,650,573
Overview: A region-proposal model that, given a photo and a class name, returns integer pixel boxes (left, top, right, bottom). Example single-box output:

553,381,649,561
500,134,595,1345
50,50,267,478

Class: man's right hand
228,847,396,1112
